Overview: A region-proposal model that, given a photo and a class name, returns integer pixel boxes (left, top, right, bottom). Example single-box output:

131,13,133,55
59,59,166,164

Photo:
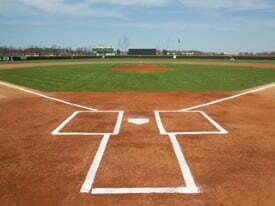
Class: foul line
180,83,275,111
0,81,97,111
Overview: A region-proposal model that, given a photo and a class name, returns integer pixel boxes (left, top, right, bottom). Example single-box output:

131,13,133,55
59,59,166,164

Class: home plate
128,118,150,125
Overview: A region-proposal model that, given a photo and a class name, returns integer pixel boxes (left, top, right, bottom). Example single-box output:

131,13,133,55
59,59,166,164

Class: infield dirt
0,82,37,101
0,83,274,206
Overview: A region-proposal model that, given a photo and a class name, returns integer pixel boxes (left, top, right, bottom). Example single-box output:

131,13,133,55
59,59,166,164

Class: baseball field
0,58,275,206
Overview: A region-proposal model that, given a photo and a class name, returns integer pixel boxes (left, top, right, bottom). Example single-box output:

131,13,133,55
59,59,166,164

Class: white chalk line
180,83,275,112
7,80,272,194
113,111,124,135
50,82,274,194
52,111,79,135
168,134,200,192
1,81,201,193
154,110,228,135
87,134,200,195
0,81,97,111
81,134,111,193
200,111,228,134
80,110,201,194
153,109,230,194
91,186,199,194
51,111,124,136
154,110,166,134
78,111,124,193
83,111,202,195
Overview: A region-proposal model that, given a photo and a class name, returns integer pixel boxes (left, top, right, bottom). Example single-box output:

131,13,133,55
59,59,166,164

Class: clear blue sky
1,0,275,52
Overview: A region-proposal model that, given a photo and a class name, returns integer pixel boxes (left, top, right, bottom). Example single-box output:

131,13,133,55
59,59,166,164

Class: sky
1,0,275,52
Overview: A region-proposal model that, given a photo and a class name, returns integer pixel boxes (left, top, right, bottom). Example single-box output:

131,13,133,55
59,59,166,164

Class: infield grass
0,64,275,91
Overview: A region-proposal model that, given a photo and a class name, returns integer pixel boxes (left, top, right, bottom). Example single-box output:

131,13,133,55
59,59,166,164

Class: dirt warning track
0,82,275,205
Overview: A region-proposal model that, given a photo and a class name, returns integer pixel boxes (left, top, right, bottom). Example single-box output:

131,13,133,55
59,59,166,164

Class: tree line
1,45,275,57
0,46,92,57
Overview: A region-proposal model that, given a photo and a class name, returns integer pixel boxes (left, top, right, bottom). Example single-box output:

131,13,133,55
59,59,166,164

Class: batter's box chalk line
154,110,228,135
51,111,124,136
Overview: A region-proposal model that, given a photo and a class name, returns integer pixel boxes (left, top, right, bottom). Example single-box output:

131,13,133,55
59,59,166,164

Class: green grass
0,63,275,91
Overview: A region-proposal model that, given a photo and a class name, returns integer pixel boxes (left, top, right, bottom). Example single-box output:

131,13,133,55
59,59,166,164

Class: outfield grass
0,64,275,91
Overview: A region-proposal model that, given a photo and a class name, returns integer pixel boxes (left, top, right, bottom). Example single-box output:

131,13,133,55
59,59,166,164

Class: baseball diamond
0,59,275,206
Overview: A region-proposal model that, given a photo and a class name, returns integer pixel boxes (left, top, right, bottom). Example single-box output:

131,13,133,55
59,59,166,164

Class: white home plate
128,118,150,125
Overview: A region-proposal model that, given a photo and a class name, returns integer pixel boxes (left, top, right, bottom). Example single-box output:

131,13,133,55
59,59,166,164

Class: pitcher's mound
111,64,171,73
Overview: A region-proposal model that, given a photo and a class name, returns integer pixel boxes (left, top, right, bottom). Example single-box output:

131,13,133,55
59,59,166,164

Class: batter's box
52,111,124,136
154,111,228,135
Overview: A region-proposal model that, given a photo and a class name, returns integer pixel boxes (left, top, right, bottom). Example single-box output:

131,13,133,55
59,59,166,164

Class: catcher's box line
82,110,204,195
81,133,111,193
91,186,199,195
88,133,201,195
0,81,97,111
168,134,199,192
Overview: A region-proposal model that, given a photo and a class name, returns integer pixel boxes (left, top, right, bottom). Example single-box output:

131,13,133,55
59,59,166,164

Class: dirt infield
0,83,275,206
1,60,275,71
111,64,171,72
0,81,37,101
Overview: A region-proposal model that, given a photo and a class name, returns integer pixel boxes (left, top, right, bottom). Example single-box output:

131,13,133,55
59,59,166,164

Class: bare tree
120,36,130,52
